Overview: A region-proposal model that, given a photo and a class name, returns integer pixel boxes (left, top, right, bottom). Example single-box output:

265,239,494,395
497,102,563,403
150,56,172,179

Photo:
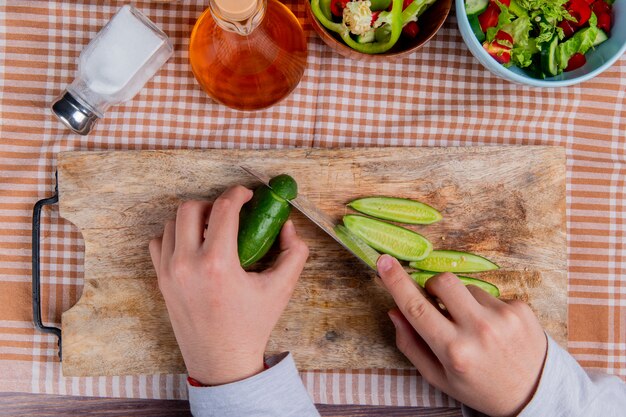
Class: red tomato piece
494,30,513,44
566,0,592,27
558,19,577,39
371,11,380,25
497,0,511,6
403,0,413,10
565,52,586,71
483,41,511,64
402,21,420,38
591,0,611,16
330,0,349,17
479,2,501,33
596,12,611,32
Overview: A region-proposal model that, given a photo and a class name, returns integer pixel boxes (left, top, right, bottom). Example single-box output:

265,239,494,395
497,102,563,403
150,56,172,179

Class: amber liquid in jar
189,0,307,111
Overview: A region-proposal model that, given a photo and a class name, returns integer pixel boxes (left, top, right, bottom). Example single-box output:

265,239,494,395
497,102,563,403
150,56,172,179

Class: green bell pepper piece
370,0,392,11
310,0,404,54
402,0,437,24
318,0,333,20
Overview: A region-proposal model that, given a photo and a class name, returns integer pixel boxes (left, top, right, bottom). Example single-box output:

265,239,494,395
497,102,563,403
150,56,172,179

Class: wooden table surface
0,393,463,416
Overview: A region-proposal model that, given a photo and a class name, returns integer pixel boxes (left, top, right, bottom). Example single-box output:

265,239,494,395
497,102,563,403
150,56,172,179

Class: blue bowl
456,0,626,87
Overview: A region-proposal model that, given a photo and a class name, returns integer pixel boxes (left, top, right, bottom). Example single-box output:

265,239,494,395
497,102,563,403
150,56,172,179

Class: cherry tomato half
330,0,349,17
596,12,611,33
558,19,577,39
483,40,511,64
494,30,513,45
479,1,501,33
565,52,586,71
591,0,611,16
566,0,592,27
402,21,420,38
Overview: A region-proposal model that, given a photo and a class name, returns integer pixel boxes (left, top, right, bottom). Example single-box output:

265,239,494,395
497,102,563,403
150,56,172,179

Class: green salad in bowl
464,0,614,78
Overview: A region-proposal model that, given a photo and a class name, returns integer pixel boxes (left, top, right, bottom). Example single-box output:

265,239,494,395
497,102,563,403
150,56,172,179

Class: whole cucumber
237,174,297,268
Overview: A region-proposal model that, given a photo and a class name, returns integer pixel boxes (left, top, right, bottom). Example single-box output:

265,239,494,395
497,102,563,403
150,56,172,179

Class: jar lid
51,91,99,135
213,0,257,21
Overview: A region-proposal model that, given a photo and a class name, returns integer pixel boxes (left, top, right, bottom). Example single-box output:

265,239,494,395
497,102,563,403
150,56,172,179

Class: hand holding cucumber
377,254,547,417
148,185,309,386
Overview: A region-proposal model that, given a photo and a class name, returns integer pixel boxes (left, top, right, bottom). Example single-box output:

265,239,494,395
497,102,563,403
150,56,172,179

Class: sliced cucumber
348,196,442,225
468,14,486,43
409,250,499,273
410,271,501,297
356,30,376,44
334,224,380,270
465,0,488,15
593,29,609,47
540,34,559,77
343,215,432,261
375,23,392,43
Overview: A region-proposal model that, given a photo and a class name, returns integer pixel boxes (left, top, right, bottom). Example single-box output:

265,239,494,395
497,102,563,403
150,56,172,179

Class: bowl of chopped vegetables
456,0,626,86
307,0,452,61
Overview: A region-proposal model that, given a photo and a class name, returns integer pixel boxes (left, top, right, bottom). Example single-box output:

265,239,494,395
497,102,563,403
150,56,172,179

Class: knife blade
240,166,379,272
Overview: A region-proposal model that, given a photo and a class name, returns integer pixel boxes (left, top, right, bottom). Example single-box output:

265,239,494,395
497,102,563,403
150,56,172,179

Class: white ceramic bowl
456,0,626,87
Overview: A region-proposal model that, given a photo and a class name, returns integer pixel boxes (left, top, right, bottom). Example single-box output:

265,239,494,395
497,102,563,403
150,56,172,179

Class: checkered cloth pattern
0,0,624,406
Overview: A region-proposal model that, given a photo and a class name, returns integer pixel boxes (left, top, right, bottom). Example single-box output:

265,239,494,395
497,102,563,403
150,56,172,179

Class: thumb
261,220,309,292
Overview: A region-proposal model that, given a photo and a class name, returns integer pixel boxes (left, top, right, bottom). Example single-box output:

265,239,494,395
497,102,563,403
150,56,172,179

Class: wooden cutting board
58,147,567,377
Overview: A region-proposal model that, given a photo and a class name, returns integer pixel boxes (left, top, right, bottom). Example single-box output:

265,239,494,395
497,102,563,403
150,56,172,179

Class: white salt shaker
52,5,173,135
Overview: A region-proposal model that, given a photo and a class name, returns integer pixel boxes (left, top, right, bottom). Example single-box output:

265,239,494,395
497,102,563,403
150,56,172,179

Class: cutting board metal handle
32,171,62,361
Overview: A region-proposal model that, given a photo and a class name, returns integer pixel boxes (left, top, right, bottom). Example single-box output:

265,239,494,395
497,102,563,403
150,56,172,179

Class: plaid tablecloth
0,0,624,406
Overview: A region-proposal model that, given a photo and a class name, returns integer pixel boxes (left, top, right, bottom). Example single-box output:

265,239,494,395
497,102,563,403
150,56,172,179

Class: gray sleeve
188,352,320,417
462,335,626,417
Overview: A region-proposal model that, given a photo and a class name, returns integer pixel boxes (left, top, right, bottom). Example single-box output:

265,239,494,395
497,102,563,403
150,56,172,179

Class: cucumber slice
409,250,499,273
348,196,442,225
540,34,559,77
375,23,391,43
468,14,486,43
269,174,297,200
334,224,380,270
593,29,609,47
465,0,488,15
343,215,433,261
356,30,376,44
410,271,500,297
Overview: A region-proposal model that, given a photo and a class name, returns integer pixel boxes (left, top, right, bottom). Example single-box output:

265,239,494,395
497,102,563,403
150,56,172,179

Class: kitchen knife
240,166,379,272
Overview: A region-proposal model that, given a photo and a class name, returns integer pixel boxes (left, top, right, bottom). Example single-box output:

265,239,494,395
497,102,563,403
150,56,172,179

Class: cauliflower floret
343,1,373,36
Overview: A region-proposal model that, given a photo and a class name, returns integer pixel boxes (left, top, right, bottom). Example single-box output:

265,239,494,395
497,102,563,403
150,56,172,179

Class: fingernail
388,311,400,328
377,254,393,273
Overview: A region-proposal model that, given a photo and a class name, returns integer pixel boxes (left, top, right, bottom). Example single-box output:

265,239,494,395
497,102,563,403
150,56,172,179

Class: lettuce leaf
511,38,538,68
517,0,573,45
511,48,534,67
501,15,531,46
556,13,599,71
517,0,571,22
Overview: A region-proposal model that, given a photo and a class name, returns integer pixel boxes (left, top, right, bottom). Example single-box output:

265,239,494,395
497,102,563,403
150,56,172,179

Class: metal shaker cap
51,91,99,135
